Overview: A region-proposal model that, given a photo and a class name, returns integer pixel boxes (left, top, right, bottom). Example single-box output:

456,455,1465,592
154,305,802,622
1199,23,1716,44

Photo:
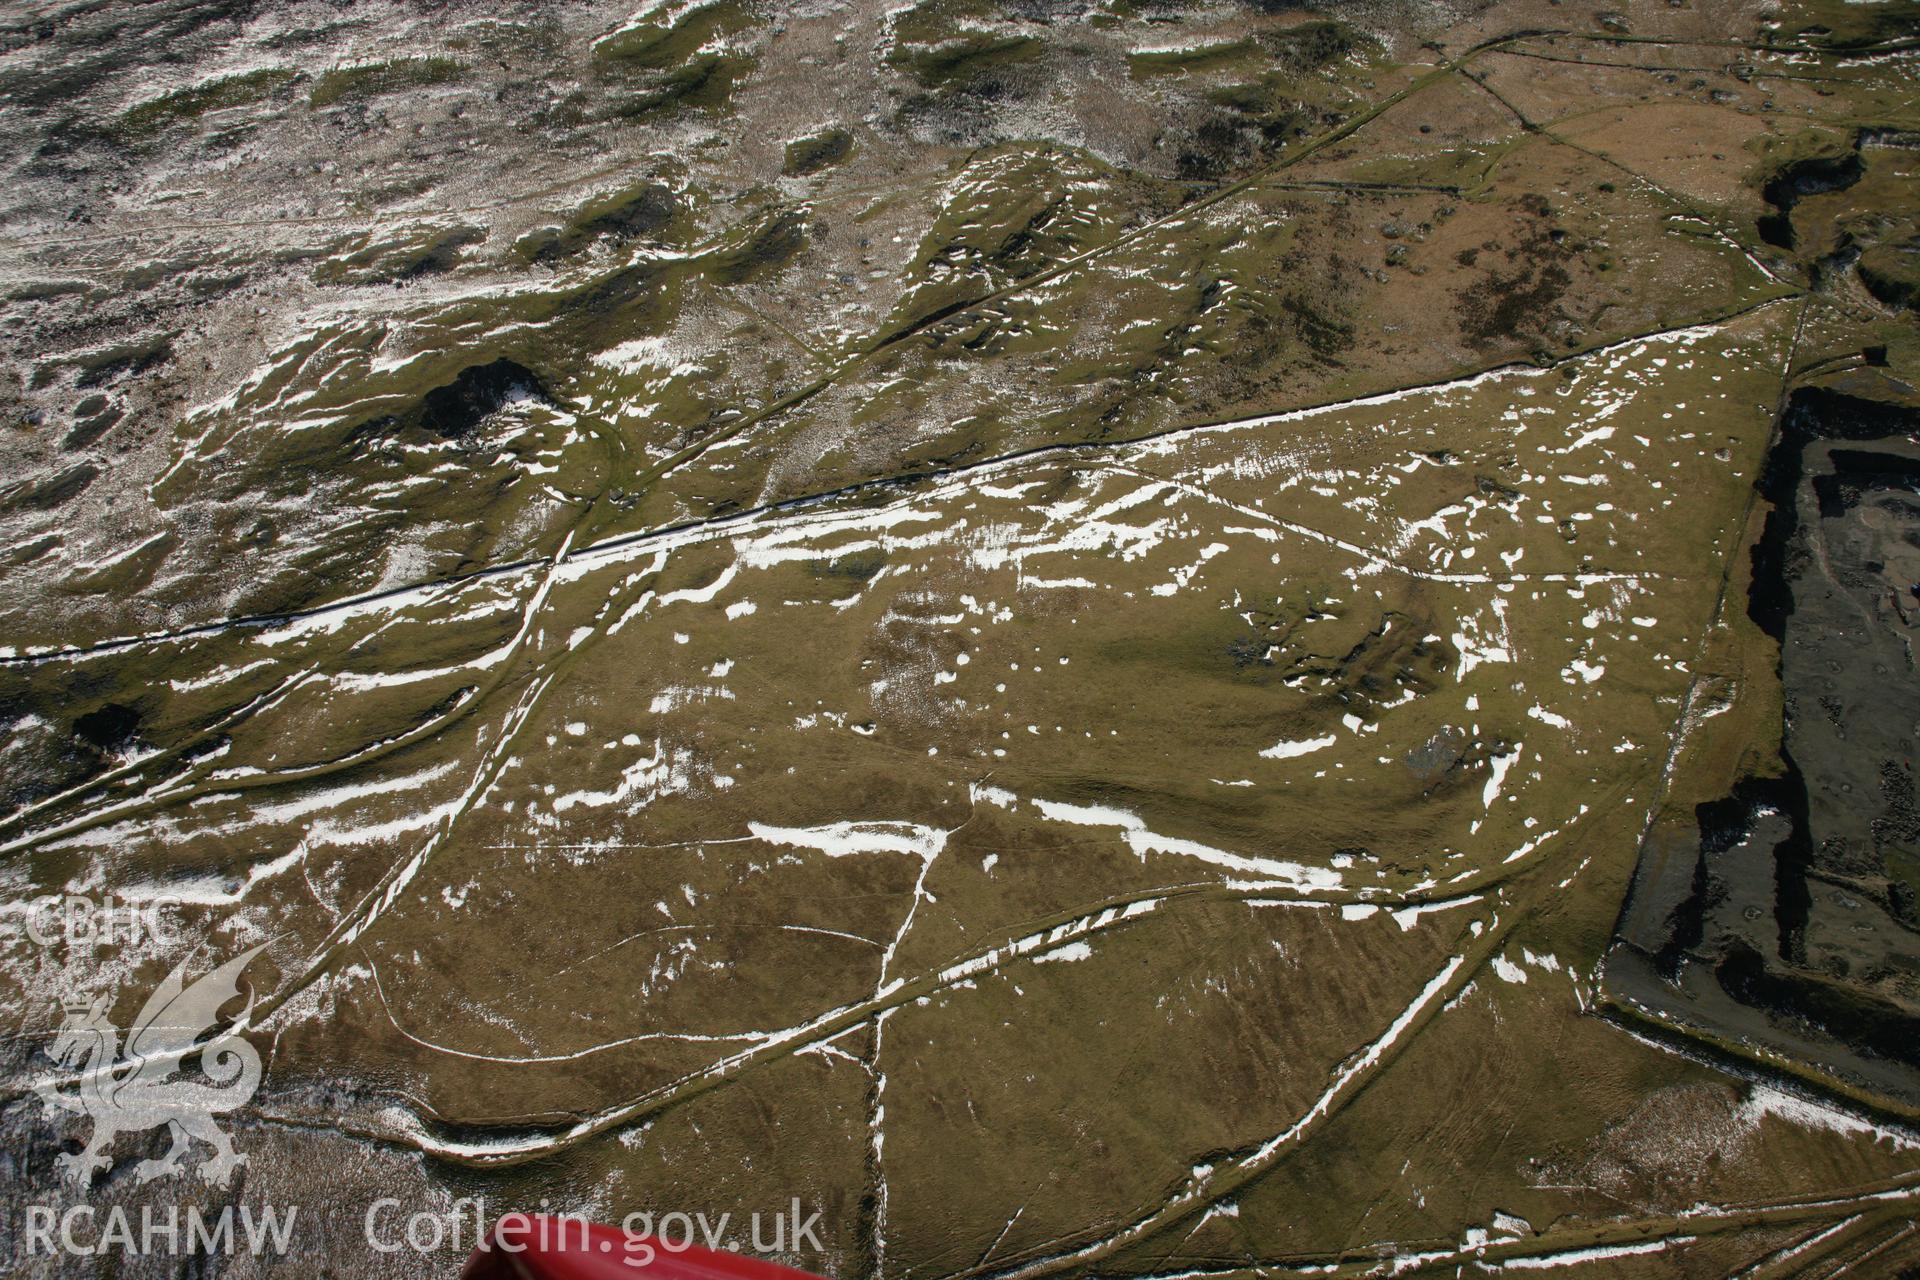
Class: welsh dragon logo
34,944,266,1187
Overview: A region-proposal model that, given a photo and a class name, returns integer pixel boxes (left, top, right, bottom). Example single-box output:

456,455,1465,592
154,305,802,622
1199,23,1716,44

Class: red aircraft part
462,1215,830,1280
